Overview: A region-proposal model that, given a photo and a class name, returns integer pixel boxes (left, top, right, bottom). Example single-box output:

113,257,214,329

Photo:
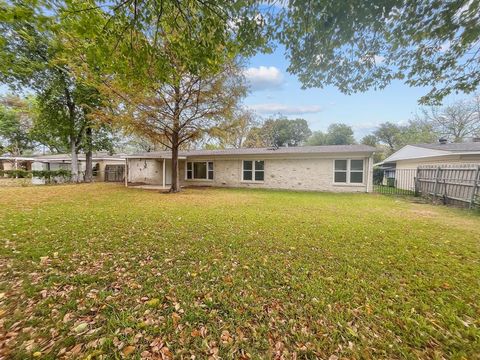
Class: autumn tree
53,0,270,191
208,108,258,149
96,61,246,192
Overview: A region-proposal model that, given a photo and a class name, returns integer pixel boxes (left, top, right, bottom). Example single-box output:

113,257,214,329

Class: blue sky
243,44,466,140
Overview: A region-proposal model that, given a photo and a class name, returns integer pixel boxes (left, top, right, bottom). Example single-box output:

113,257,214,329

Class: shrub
0,169,31,178
32,169,72,183
0,169,71,183
373,167,384,185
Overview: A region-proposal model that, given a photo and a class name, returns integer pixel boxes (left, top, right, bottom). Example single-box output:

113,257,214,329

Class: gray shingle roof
128,145,376,158
414,142,480,152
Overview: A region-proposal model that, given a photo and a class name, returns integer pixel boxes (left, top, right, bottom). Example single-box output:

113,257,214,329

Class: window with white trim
334,159,364,184
243,160,264,181
186,161,214,180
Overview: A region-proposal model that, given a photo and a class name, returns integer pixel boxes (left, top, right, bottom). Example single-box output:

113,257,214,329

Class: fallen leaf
146,298,160,307
74,323,88,333
122,345,135,356
172,312,181,326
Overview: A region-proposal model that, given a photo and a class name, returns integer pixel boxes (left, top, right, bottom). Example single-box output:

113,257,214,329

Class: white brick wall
127,154,373,192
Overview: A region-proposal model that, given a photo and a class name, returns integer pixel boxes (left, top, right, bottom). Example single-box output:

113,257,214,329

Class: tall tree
325,123,355,145
0,95,34,156
419,97,480,142
361,134,378,147
373,120,439,154
0,1,109,182
96,61,246,192
307,123,355,146
374,122,402,153
277,0,480,104
208,108,258,149
306,131,328,146
245,117,311,147
57,0,270,192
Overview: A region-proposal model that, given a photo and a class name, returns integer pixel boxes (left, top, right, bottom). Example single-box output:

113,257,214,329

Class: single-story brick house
126,145,376,192
0,153,126,183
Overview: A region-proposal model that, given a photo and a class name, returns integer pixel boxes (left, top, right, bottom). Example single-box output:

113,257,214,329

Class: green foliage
306,131,328,146
0,169,31,178
0,168,71,181
245,117,312,147
374,120,438,154
324,123,355,145
372,167,384,185
307,123,356,145
277,0,480,104
0,1,119,180
361,134,378,147
57,0,272,88
0,96,34,155
31,169,71,182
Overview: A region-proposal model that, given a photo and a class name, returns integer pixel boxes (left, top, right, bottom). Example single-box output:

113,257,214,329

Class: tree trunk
169,135,180,193
85,127,93,183
70,139,79,183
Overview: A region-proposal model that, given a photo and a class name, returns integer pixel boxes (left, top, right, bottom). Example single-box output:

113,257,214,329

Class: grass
0,183,479,359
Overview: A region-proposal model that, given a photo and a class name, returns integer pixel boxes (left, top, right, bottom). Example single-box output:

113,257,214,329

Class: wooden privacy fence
415,164,480,209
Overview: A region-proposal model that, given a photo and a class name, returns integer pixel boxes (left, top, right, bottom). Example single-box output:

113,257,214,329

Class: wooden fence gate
104,165,125,182
416,164,480,209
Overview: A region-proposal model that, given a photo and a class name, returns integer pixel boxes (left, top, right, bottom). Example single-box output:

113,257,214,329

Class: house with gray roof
376,140,480,170
374,139,480,192
0,153,126,183
125,145,376,192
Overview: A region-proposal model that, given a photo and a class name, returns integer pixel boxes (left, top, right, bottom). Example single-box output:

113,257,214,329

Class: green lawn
1,184,479,359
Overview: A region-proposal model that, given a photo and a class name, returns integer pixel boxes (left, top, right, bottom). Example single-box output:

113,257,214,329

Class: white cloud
248,103,322,115
244,66,284,91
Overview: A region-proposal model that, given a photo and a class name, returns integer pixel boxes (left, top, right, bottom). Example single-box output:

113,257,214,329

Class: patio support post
124,159,128,187
162,158,166,189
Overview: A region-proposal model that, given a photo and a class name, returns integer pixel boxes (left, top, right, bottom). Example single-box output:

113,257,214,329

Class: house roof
377,142,480,165
0,152,126,162
126,145,376,159
413,142,480,152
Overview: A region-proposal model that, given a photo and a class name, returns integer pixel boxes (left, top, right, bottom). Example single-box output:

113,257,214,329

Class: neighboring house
126,145,376,192
375,140,480,190
0,153,126,183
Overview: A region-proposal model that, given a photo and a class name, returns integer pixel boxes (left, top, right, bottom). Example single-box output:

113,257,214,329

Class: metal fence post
469,165,480,209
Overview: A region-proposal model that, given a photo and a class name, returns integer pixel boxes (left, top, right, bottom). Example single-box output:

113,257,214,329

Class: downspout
366,154,373,193
163,158,166,189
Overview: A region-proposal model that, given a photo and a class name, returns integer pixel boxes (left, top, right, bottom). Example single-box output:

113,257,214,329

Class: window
350,160,364,183
186,161,213,180
243,160,264,182
334,159,364,184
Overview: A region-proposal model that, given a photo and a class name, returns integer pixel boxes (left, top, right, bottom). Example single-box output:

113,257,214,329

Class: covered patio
124,152,186,190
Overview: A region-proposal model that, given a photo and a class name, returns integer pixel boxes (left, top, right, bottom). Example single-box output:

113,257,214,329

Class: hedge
0,169,72,181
